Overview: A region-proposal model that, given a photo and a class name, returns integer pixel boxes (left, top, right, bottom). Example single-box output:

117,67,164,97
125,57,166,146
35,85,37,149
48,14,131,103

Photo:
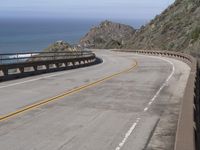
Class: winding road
0,50,190,150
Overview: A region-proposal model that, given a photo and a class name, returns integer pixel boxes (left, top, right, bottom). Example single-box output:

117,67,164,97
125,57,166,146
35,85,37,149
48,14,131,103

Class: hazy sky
0,0,175,20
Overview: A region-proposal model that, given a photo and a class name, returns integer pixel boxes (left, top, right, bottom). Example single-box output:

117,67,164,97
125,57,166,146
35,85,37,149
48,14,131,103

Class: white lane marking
148,101,153,105
114,55,175,150
115,118,141,150
146,57,175,106
0,58,105,89
0,72,71,89
144,107,149,112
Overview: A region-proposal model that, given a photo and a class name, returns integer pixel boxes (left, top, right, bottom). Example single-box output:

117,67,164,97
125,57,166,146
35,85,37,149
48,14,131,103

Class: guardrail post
63,62,67,68
19,67,24,73
55,63,60,68
45,64,49,70
33,66,37,71
2,68,8,76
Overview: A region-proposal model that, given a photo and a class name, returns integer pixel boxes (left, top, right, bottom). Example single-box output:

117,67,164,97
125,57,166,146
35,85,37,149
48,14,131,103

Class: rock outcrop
79,20,136,49
44,41,80,52
30,41,81,61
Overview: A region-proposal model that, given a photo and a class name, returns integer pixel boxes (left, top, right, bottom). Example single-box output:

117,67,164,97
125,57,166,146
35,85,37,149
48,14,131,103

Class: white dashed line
114,55,175,150
115,118,141,150
144,107,149,112
148,101,153,105
0,72,73,89
146,57,175,106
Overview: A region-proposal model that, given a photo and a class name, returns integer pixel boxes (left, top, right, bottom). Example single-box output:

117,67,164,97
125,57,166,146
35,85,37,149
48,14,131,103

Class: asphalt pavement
0,50,190,150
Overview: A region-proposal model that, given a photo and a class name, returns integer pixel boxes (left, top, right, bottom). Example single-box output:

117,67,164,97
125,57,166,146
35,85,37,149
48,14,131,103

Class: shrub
191,26,200,41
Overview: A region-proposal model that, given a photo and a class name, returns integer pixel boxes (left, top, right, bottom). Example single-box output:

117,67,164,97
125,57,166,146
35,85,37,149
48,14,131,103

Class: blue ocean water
0,18,146,53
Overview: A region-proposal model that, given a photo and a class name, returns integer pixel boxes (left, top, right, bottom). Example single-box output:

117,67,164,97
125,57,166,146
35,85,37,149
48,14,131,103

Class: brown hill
79,20,136,49
125,0,200,54
79,0,200,55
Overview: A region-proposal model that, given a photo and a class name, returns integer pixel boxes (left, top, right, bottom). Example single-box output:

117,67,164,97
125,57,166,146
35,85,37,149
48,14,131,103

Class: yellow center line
0,60,138,122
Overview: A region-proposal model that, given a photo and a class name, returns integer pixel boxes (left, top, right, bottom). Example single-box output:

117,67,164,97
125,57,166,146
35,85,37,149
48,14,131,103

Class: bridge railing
0,51,93,65
0,51,97,81
114,49,199,150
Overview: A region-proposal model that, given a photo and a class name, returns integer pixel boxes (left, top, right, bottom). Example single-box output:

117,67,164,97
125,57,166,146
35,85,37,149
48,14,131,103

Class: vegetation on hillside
79,0,200,54
124,0,200,54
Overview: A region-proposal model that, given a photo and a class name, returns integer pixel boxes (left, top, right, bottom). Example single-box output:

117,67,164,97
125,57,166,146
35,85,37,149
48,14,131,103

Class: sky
0,0,175,20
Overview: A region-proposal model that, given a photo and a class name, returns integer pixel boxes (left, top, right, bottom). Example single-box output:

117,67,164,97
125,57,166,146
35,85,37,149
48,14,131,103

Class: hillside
125,0,200,54
79,0,200,54
79,20,136,49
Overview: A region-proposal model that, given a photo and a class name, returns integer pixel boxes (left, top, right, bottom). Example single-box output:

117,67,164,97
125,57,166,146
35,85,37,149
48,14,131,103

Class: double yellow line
0,60,138,122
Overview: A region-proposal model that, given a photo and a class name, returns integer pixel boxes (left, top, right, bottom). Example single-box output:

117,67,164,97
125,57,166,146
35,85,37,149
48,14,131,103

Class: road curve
0,50,190,150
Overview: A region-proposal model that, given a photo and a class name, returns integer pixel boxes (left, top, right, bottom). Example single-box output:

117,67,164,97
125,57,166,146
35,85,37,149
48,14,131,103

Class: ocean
0,18,146,53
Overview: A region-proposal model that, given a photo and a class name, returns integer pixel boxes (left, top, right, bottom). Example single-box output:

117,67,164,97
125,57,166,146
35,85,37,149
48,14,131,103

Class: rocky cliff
79,20,136,49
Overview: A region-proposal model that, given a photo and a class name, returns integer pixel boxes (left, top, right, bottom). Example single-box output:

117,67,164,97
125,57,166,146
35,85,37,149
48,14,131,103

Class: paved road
0,50,190,150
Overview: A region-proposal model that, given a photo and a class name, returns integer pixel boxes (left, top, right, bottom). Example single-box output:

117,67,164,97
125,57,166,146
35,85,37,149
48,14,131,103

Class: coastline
0,18,146,53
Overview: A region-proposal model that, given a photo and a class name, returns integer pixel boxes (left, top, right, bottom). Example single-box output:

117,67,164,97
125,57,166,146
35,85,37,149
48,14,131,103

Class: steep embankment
79,20,136,49
125,0,200,53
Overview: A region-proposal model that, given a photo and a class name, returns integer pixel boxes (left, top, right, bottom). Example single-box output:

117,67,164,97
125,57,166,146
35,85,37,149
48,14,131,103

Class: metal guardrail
114,49,198,150
0,51,93,65
0,51,97,81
